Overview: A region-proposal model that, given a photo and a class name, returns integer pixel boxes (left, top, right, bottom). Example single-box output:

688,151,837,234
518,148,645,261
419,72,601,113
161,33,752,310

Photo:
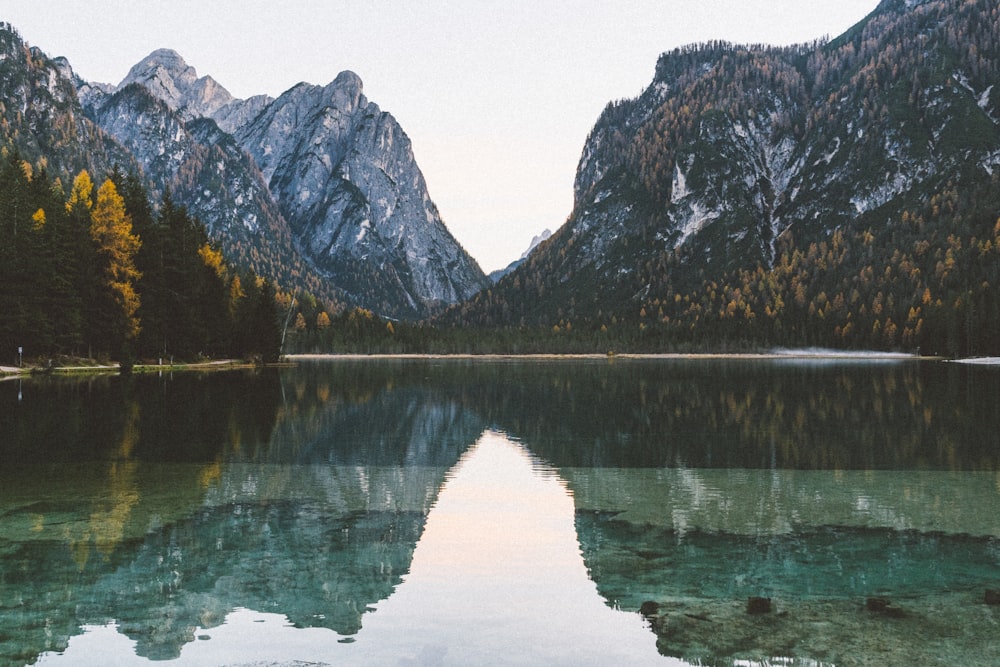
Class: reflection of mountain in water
567,467,1000,610
463,359,1000,470
576,511,1000,608
1,463,458,662
101,504,427,658
337,431,662,665
0,365,484,664
285,357,1000,470
5,359,1000,665
263,358,1000,471
262,361,486,466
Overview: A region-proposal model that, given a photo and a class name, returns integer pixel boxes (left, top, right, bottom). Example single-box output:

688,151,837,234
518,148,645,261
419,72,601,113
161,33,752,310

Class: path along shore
0,359,249,378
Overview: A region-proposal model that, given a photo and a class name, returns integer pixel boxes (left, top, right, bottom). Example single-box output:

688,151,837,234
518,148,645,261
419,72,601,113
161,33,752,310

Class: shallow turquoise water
1,358,999,665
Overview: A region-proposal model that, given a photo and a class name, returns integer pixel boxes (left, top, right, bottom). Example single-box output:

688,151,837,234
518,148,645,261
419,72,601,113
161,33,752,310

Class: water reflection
29,432,670,666
3,359,1000,666
282,357,1000,470
5,359,999,470
1,462,444,663
338,431,665,665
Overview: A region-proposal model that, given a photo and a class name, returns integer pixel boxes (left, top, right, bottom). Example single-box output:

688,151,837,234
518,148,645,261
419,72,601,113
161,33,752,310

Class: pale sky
4,0,879,272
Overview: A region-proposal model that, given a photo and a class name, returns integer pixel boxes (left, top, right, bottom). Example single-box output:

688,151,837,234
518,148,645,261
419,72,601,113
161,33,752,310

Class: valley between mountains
2,0,1000,359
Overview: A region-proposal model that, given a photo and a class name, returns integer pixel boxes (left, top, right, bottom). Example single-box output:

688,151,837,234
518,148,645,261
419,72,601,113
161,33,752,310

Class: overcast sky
5,0,879,272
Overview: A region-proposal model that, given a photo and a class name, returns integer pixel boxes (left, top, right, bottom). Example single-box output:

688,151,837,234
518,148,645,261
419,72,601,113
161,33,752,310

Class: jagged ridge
93,50,489,318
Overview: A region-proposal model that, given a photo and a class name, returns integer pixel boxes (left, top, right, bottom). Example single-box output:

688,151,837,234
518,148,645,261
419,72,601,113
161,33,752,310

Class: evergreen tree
89,178,141,359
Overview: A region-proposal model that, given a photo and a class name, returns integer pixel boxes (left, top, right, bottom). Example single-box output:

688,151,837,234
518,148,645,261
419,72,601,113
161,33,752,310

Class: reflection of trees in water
0,369,282,464
0,371,282,664
3,359,1000,664
231,357,1000,471
273,358,1000,470
447,359,1000,470
0,365,482,664
6,359,999,472
288,358,1000,470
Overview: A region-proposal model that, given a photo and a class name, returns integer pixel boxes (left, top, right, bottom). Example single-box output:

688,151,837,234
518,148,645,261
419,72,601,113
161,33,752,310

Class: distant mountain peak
332,70,364,91
129,48,191,76
489,229,553,283
522,229,552,260
320,70,366,114
120,48,234,120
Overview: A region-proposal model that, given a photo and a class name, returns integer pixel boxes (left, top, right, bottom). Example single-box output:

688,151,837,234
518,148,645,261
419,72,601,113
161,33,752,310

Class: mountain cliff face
1,25,486,319
452,0,1000,354
85,50,488,318
232,71,489,315
81,81,315,301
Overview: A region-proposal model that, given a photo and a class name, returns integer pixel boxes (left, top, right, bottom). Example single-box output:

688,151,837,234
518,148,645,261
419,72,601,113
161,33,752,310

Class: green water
1,358,998,666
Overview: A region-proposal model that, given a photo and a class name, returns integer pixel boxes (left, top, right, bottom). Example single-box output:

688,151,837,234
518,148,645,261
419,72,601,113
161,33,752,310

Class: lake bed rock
747,597,772,615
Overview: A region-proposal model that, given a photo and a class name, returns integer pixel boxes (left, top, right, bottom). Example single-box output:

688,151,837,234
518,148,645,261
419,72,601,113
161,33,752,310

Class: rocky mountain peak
60,44,488,318
325,70,365,112
332,69,363,91
127,48,193,81
121,48,234,120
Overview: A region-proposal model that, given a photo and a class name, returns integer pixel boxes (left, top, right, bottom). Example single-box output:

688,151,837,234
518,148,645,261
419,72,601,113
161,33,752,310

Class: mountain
231,70,489,317
85,81,322,301
489,229,552,283
1,26,486,319
450,0,1000,355
0,22,135,186
87,50,488,318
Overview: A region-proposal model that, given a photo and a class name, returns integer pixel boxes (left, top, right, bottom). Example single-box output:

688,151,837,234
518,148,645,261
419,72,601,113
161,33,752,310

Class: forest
422,0,1000,357
0,152,283,368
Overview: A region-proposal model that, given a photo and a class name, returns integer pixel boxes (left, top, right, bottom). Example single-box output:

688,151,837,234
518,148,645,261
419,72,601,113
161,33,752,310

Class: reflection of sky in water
9,359,1000,666
36,431,676,666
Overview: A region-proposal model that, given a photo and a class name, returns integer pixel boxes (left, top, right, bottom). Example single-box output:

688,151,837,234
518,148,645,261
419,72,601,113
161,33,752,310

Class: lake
1,356,999,666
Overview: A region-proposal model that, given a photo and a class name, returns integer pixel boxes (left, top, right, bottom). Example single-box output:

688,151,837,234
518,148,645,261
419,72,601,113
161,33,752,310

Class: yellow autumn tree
90,179,142,342
66,170,93,213
198,243,225,278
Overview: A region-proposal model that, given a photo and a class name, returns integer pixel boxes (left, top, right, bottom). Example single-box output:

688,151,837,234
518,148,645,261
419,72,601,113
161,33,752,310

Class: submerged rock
647,594,1000,665
866,597,905,618
985,589,1000,605
866,597,891,612
746,597,772,615
639,601,661,619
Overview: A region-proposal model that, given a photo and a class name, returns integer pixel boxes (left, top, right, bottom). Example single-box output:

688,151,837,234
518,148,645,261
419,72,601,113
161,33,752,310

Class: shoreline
2,349,976,378
288,350,933,362
0,359,253,379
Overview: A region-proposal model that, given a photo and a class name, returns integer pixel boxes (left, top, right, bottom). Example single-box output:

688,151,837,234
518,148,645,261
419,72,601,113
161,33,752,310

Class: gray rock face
81,49,487,318
234,71,488,313
120,48,236,121
564,2,1000,286
89,82,317,301
0,25,135,181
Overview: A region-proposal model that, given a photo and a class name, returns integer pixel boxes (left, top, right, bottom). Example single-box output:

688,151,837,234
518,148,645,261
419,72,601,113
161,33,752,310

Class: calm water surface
1,358,999,666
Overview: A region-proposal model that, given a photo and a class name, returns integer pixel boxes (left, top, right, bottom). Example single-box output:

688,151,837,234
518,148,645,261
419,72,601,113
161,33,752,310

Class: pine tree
89,178,141,358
